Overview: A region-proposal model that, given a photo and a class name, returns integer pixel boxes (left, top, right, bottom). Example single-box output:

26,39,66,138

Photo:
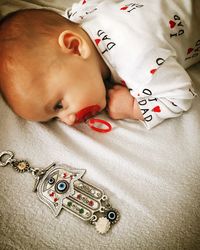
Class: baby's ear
58,30,90,59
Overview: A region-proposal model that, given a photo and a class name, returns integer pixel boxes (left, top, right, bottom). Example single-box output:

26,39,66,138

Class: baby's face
11,51,107,126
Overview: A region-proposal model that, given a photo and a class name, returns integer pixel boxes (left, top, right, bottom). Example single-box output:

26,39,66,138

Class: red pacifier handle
87,118,112,133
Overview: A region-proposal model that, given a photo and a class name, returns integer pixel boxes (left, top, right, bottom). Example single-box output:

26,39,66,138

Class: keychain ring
0,151,14,167
88,118,112,133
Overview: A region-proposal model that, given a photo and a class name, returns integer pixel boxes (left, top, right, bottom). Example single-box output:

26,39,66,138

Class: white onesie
64,0,200,129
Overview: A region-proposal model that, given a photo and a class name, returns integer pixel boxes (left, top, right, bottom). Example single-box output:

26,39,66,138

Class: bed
0,1,200,249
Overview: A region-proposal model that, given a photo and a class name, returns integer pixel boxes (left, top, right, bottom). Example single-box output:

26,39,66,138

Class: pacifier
75,105,112,133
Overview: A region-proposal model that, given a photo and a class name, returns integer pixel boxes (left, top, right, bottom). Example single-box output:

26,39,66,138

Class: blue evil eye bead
48,177,55,185
106,209,120,224
55,180,69,194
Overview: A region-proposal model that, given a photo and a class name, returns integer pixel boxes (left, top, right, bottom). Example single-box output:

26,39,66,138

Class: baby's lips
76,105,101,123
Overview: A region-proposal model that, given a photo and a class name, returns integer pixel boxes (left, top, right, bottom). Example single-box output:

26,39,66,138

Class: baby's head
0,9,109,125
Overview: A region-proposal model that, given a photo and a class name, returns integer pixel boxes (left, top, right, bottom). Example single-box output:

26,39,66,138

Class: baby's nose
58,113,76,126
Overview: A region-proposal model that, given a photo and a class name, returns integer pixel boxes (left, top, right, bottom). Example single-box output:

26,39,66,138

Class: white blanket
0,1,200,249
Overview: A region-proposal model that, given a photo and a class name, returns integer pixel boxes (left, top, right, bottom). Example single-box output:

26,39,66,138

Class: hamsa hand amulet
0,151,119,234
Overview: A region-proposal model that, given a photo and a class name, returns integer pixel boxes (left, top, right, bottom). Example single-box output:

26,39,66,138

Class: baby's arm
107,57,197,129
107,85,143,121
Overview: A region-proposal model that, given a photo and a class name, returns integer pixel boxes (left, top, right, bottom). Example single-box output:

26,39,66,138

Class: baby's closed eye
54,100,63,110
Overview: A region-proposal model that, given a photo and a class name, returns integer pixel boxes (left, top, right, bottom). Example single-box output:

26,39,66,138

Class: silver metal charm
35,163,120,233
0,151,120,234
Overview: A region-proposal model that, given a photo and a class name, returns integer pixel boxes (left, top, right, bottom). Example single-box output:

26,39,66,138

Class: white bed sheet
0,1,200,249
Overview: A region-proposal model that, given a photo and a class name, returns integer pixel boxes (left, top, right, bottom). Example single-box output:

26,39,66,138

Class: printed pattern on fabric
64,0,200,129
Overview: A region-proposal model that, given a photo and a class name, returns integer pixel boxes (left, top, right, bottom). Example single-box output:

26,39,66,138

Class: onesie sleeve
130,56,197,129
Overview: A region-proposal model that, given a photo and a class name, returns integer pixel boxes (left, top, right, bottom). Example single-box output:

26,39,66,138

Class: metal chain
0,150,35,174
0,151,14,167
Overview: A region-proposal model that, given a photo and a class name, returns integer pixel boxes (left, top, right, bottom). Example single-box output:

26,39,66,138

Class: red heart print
150,68,157,74
120,6,128,10
121,80,126,86
82,0,86,4
169,20,176,29
152,106,161,112
95,39,101,46
187,48,193,54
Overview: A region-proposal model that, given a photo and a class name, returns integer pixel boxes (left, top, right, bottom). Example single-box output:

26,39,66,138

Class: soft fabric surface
0,1,200,249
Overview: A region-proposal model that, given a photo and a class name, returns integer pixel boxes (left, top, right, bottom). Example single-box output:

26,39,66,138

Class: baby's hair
0,8,77,101
0,8,77,43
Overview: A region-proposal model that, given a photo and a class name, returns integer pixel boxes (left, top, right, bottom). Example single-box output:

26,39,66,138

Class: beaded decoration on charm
0,151,119,234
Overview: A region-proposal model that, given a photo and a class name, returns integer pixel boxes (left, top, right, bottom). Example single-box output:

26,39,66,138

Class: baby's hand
107,85,143,120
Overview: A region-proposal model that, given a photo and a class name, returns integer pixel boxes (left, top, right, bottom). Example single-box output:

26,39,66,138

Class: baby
0,0,199,129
